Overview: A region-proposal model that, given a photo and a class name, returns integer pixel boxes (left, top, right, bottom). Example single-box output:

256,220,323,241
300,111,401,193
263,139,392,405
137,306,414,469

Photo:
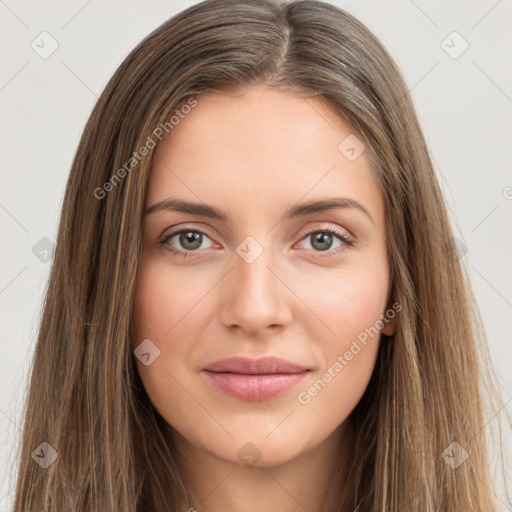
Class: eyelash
159,226,354,259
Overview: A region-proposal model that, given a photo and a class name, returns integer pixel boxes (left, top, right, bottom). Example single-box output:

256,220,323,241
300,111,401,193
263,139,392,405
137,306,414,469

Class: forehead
146,86,384,225
155,85,356,163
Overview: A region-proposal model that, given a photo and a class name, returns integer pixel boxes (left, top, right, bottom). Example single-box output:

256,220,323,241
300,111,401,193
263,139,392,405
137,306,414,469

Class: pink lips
202,356,310,401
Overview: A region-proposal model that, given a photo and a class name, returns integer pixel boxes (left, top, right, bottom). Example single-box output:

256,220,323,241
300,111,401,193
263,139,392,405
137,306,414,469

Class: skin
132,84,398,512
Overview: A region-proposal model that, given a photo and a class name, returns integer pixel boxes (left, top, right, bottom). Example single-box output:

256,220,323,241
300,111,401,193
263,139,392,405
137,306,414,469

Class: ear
381,307,399,336
382,318,397,336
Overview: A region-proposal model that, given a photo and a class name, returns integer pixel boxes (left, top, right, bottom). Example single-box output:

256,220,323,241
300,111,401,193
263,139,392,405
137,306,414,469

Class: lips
203,356,309,374
202,356,310,401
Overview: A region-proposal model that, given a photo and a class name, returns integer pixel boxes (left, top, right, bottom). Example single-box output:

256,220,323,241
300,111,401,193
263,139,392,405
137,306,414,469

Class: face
132,85,397,468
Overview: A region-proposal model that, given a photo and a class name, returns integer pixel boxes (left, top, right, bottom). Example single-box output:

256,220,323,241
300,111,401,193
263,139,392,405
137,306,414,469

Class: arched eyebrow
145,196,373,224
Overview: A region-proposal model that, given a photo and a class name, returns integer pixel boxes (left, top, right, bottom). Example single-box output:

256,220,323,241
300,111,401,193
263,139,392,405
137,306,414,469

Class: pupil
314,232,332,251
181,231,201,249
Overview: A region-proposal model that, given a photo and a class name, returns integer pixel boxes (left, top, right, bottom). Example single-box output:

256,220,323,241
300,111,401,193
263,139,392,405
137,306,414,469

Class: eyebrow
145,196,373,224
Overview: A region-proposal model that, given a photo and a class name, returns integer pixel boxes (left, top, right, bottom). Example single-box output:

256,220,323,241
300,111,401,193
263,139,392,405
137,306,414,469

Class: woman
12,0,504,510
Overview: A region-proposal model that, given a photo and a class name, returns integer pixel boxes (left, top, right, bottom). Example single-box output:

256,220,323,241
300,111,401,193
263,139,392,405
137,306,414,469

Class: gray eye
309,232,336,251
176,231,203,250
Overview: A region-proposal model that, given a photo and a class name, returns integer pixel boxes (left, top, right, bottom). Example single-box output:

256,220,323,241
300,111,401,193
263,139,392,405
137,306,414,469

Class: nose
219,248,292,336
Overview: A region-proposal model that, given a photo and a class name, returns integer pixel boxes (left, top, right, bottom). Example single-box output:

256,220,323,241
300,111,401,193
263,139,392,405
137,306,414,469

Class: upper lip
203,356,309,374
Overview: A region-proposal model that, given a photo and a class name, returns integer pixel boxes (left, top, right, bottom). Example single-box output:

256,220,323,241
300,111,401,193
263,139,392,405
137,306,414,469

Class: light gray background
1,1,511,510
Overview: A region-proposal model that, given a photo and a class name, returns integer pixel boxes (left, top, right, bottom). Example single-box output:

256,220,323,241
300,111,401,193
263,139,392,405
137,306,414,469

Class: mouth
202,356,311,401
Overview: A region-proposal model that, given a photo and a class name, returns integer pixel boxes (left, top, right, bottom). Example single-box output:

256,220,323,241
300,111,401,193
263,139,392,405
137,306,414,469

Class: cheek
295,262,390,345
132,257,211,344
292,264,388,410
131,258,214,427
132,282,189,439
294,289,385,433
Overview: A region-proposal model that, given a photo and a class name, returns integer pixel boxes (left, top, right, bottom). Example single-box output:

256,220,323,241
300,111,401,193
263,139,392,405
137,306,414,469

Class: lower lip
202,371,309,401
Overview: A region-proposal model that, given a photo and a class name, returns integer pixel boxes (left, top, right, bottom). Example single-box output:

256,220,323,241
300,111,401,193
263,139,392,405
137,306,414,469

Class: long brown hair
11,0,505,510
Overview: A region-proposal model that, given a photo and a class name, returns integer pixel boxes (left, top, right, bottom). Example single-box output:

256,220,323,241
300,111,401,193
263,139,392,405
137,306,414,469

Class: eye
296,227,354,257
159,227,215,258
159,225,354,259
